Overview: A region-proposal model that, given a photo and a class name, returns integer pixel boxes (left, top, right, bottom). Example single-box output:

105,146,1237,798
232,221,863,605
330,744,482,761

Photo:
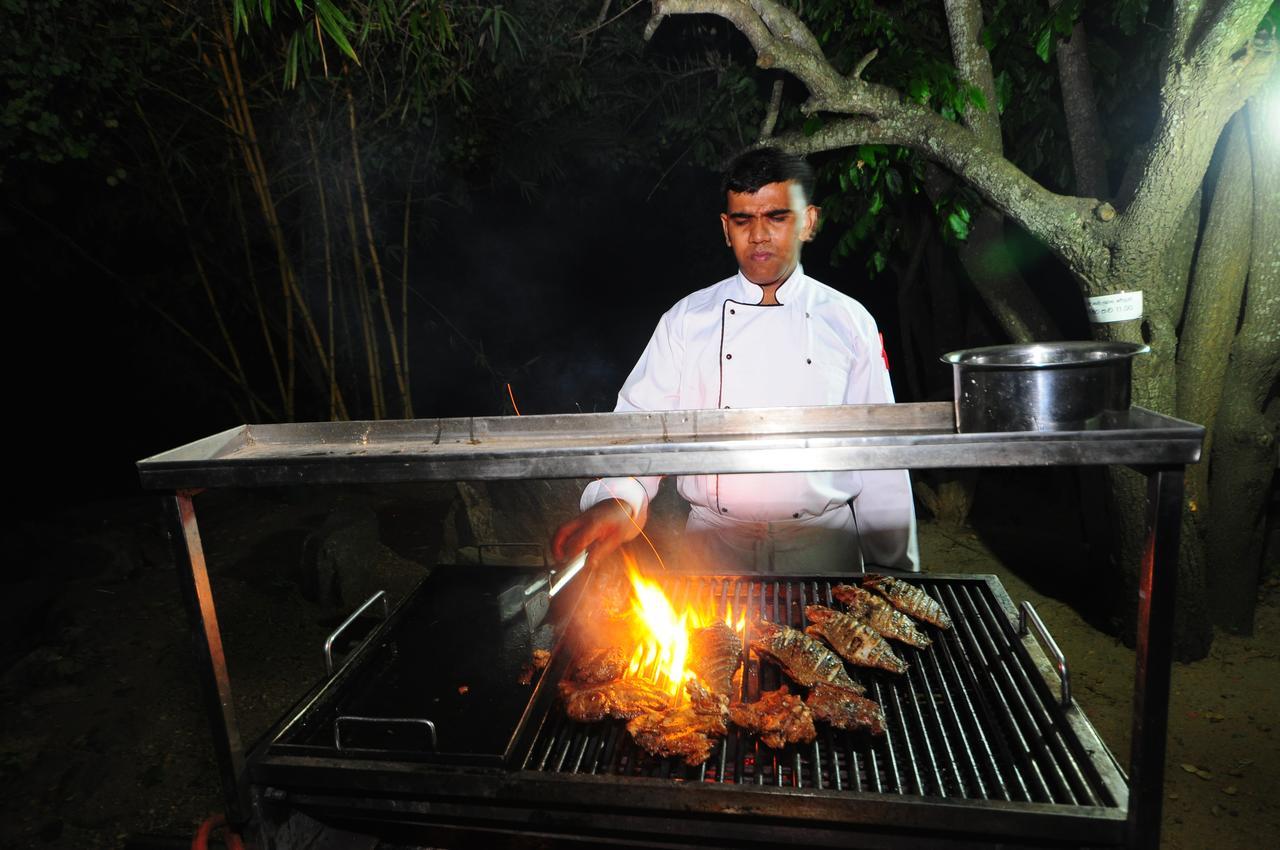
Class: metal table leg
1125,467,1183,850
166,491,249,824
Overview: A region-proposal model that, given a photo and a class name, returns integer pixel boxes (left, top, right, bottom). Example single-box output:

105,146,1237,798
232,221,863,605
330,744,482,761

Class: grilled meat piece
729,686,816,750
831,584,932,648
626,678,729,765
862,575,953,629
689,621,743,697
749,620,863,694
560,677,670,723
805,605,908,674
570,645,628,684
806,682,886,735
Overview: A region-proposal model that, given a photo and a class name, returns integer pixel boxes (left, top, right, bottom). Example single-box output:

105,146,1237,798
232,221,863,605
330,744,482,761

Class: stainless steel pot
941,341,1150,432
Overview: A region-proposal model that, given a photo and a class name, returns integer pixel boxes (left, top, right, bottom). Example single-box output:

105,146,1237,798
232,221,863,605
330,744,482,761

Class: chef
552,147,918,574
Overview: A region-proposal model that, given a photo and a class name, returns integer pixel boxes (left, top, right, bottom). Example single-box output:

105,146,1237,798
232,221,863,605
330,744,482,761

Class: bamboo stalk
345,182,384,419
400,157,416,418
306,118,339,421
209,19,295,417
206,16,350,420
347,90,409,417
230,173,287,411
136,101,261,420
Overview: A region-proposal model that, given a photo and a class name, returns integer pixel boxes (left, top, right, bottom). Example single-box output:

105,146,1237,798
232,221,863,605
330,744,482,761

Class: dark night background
4,157,943,508
2,2,1278,848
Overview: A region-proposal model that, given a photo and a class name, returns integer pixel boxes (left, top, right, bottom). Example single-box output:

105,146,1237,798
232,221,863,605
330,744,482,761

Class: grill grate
521,576,1118,809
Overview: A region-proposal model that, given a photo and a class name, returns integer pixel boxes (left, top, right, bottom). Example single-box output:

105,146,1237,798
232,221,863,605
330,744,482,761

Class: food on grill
570,645,629,684
805,605,908,674
831,584,932,648
519,648,553,685
729,686,816,749
749,620,863,693
560,676,671,723
805,682,886,735
689,621,743,697
862,575,953,629
626,679,729,765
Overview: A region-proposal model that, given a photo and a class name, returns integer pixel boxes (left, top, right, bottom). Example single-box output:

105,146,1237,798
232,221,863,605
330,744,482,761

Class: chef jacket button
792,512,800,519
730,308,736,315
721,507,729,513
725,353,732,360
806,358,812,364
723,405,731,409
805,312,810,318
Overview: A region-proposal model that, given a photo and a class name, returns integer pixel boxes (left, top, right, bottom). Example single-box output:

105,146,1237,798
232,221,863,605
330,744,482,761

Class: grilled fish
862,575,953,629
805,605,908,675
806,682,886,736
626,678,728,765
831,584,932,648
560,677,670,722
729,686,816,750
689,621,743,697
749,620,863,693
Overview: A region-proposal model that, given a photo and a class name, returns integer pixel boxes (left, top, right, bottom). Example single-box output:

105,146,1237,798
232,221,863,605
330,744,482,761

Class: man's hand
551,500,637,566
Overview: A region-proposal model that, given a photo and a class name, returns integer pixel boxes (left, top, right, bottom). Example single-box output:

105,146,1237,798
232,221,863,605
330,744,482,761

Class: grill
526,575,1121,811
138,401,1201,849
247,568,1127,847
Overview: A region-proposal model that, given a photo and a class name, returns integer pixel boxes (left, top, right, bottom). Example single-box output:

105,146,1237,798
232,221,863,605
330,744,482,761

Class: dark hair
721,147,815,205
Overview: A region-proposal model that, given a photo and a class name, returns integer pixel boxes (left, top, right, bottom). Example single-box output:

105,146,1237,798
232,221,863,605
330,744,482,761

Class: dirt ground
1,483,1276,849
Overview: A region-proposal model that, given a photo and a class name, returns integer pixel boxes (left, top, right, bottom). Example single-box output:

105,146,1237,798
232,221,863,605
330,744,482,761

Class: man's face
720,180,818,288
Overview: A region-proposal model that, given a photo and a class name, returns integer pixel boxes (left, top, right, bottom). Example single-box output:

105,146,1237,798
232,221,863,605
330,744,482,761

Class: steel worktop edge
136,402,1203,490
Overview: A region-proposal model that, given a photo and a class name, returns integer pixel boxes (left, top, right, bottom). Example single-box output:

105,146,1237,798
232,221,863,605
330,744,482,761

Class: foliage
0,0,165,179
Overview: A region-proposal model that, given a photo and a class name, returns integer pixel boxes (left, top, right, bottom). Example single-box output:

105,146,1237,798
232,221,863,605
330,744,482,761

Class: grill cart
137,401,1201,849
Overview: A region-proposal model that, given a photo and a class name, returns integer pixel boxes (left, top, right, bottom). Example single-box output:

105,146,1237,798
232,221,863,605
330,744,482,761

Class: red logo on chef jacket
879,333,890,370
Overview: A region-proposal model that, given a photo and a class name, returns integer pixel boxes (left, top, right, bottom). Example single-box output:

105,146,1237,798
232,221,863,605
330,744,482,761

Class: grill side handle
324,591,390,675
1019,600,1070,706
334,716,438,752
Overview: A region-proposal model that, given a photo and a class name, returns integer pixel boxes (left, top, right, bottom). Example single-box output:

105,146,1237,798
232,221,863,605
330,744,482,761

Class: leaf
1034,27,1053,63
884,167,903,195
315,0,359,64
869,250,886,275
967,86,987,112
907,78,930,104
868,189,884,216
946,212,969,241
803,114,824,136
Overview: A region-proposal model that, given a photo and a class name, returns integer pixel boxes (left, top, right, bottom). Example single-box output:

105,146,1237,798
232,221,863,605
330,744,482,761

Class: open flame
621,555,746,697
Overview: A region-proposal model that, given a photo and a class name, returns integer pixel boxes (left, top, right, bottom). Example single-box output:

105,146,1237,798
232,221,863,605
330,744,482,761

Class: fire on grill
557,558,951,765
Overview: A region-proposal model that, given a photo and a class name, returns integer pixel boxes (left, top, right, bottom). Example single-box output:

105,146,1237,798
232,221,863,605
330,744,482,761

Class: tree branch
760,78,783,140
942,0,1001,152
773,110,1105,278
1051,8,1109,198
648,0,898,114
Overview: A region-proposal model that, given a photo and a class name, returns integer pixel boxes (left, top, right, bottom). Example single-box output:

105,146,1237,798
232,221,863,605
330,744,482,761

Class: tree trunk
1206,83,1280,633
1097,192,1211,660
1176,114,1253,511
1054,19,1108,199
923,166,1061,344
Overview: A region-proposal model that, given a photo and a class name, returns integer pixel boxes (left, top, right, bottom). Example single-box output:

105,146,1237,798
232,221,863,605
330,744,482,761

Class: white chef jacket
582,266,919,570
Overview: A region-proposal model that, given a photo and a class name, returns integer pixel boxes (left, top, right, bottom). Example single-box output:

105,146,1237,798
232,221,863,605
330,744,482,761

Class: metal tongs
496,548,588,629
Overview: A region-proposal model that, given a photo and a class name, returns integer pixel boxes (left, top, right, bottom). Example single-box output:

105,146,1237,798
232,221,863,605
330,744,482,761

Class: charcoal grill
138,401,1201,848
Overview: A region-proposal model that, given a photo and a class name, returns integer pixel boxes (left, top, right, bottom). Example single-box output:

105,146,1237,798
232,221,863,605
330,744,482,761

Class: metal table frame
137,401,1202,849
